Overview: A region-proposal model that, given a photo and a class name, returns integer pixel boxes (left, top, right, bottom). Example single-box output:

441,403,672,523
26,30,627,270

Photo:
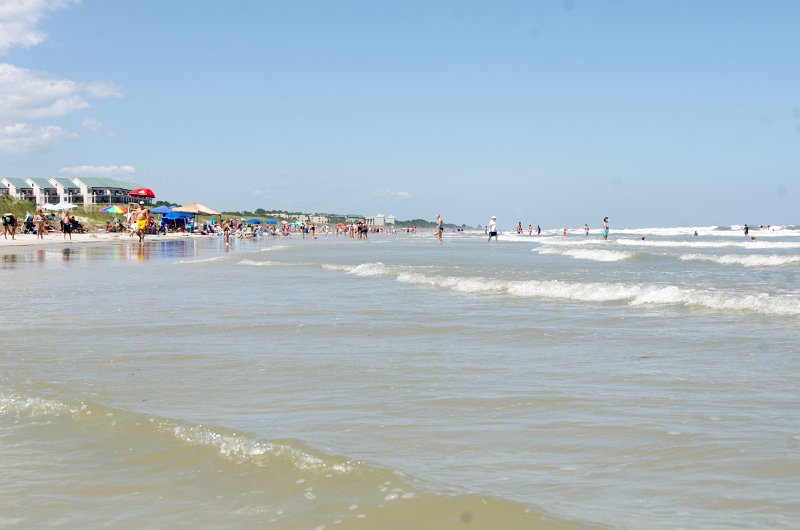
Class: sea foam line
679,254,800,267
535,247,633,262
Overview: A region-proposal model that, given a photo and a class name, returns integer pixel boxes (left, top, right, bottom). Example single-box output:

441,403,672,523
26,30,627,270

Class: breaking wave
535,247,633,262
679,254,800,267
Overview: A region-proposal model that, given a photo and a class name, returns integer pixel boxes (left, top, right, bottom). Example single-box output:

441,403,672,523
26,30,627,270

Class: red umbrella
129,188,156,199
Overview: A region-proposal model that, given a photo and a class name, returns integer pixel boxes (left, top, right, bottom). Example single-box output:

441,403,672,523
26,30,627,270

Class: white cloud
375,190,412,199
81,117,117,137
59,164,135,176
0,2,125,155
253,189,270,196
0,122,75,154
0,0,79,55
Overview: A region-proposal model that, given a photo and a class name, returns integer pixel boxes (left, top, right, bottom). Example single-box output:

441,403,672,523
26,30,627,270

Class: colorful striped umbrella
100,205,128,214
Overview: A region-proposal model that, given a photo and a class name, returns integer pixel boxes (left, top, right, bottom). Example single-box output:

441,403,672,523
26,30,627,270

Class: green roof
27,178,55,189
2,177,31,189
73,177,143,189
50,177,79,188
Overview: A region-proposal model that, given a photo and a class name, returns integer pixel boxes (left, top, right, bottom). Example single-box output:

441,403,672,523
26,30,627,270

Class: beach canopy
163,211,194,220
41,203,61,211
48,201,76,210
150,205,173,215
265,219,278,225
172,203,220,216
246,218,262,224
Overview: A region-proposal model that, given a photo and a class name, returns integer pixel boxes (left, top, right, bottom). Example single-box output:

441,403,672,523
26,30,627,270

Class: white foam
679,254,800,267
322,262,390,277
393,273,800,316
172,256,227,265
536,247,633,262
615,239,800,250
238,259,280,267
0,394,78,416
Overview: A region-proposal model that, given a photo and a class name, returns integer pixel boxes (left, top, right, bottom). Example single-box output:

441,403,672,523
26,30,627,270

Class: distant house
310,215,328,224
49,178,85,205
26,178,59,205
1,178,35,202
366,214,386,227
71,177,147,205
385,215,396,226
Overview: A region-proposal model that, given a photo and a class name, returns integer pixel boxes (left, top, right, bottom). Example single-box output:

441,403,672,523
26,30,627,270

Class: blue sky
1,0,798,227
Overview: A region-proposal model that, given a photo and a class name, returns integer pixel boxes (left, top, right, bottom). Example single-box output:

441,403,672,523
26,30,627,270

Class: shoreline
0,232,204,253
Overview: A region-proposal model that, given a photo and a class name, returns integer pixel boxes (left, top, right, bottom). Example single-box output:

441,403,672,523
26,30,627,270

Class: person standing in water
601,217,609,240
584,223,589,236
435,213,444,243
133,201,151,244
488,216,498,241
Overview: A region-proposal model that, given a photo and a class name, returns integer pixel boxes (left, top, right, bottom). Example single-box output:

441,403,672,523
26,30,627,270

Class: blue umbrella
151,205,173,215
265,219,278,225
246,218,262,224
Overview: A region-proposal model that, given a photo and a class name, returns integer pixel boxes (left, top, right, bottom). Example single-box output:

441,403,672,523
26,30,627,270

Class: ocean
1,226,799,529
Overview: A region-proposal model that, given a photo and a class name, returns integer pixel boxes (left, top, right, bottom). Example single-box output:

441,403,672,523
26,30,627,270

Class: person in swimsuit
133,201,151,244
60,211,72,240
435,213,444,243
488,216,498,242
601,216,609,240
33,210,45,239
2,212,17,240
222,219,231,245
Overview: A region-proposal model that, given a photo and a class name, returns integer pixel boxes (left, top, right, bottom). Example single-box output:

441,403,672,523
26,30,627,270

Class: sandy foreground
0,232,202,251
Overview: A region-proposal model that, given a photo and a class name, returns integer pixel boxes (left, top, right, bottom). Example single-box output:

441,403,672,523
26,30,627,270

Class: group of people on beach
481,215,609,241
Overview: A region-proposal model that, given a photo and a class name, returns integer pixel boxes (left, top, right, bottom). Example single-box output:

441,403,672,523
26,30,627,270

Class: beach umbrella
41,204,61,211
54,201,76,210
265,219,277,225
100,205,128,214
172,203,220,216
150,205,173,215
335,223,346,228
246,218,262,224
129,188,156,199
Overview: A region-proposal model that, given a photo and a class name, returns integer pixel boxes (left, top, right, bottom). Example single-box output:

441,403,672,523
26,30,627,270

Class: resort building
1,178,35,202
366,214,395,227
310,215,328,224
48,178,84,205
26,178,60,205
71,177,148,206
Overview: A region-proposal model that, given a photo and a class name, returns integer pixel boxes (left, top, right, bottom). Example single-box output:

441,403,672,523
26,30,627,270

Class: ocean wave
678,254,800,267
238,259,280,267
614,239,800,250
172,255,228,264
322,262,391,276
536,247,633,262
0,391,598,529
392,273,800,316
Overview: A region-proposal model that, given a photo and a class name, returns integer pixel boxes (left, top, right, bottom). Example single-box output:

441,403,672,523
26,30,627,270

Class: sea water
1,227,799,529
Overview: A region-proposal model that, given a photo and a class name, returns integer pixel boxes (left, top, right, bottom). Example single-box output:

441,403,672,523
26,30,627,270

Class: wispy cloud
374,190,412,199
0,122,74,154
59,164,136,176
0,2,124,155
82,117,118,137
253,189,270,196
0,0,79,55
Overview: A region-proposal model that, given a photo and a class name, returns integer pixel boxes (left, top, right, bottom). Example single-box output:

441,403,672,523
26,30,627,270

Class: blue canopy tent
265,220,278,225
161,211,194,232
246,218,262,224
151,205,173,215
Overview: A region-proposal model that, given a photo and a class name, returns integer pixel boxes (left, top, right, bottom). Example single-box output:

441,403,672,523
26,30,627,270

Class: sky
0,0,798,228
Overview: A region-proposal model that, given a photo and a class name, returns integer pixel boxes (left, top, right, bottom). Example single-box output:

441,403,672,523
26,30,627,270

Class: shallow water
1,229,799,529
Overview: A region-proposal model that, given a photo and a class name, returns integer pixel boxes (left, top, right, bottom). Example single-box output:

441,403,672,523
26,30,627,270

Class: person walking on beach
133,201,151,244
2,212,17,240
435,213,444,243
601,216,609,240
488,216,498,242
222,219,231,246
33,209,45,239
744,224,749,238
537,225,541,236
60,210,72,240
